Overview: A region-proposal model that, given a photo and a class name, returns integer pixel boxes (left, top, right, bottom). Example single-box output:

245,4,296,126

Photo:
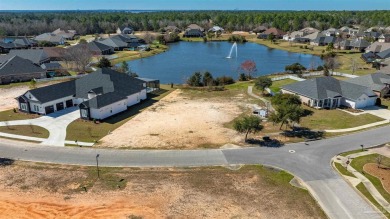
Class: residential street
1,125,390,218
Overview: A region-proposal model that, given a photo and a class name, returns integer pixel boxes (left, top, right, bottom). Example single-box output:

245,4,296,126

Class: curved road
1,126,390,218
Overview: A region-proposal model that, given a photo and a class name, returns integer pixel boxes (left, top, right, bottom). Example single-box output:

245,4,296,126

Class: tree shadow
282,127,324,141
0,158,14,166
246,138,284,148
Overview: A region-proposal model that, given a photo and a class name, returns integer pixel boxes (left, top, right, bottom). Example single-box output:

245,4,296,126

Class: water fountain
226,42,238,59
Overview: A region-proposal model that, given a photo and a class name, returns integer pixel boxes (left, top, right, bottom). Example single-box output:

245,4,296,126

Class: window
20,103,28,111
33,105,39,112
81,109,88,118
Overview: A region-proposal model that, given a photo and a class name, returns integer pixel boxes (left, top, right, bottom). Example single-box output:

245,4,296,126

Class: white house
281,77,378,109
18,68,148,120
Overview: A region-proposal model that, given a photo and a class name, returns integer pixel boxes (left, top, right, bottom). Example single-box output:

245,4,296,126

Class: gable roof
34,33,64,43
0,56,45,76
377,48,390,59
282,76,376,101
366,42,390,53
13,38,36,47
88,41,113,52
28,80,75,104
263,28,286,36
350,39,370,48
80,92,127,109
346,73,390,92
8,49,50,64
187,24,204,32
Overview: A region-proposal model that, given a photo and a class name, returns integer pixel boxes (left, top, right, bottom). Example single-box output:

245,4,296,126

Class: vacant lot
0,162,325,219
99,89,250,149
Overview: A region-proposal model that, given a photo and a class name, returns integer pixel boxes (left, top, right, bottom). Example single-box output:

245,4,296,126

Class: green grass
0,125,49,138
339,149,368,157
269,79,296,93
334,162,356,178
300,107,384,130
110,44,169,65
356,183,390,218
224,81,254,90
0,109,40,121
66,85,174,142
350,154,390,203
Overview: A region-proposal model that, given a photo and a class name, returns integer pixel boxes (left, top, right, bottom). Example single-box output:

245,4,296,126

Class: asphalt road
1,125,390,219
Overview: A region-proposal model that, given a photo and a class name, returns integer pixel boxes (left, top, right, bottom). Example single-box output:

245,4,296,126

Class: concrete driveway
0,107,80,146
363,106,390,120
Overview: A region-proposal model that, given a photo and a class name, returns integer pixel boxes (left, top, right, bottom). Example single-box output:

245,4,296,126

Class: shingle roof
0,42,16,49
350,39,370,48
187,24,204,32
34,33,64,44
377,48,390,59
366,42,390,53
88,41,113,52
80,92,127,109
28,80,76,104
26,68,145,105
346,73,390,92
13,38,35,47
0,56,45,76
8,49,49,64
263,28,286,36
282,77,376,101
41,62,61,70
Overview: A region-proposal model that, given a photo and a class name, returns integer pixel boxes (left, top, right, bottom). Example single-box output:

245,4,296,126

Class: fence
36,74,86,82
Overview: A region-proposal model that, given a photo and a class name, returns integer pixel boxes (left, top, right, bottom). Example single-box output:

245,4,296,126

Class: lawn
356,183,390,219
339,149,368,157
110,44,168,65
248,38,376,76
0,109,40,121
350,154,390,203
334,162,356,178
300,107,384,130
66,84,175,142
269,79,296,92
0,125,49,138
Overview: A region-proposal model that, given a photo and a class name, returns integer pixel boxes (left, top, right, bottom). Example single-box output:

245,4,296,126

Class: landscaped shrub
227,35,247,43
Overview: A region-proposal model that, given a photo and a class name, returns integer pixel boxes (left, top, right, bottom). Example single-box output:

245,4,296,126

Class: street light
96,154,100,179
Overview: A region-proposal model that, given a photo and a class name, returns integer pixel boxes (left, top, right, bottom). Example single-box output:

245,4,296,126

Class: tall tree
233,115,263,142
254,76,272,94
97,57,112,68
239,60,257,79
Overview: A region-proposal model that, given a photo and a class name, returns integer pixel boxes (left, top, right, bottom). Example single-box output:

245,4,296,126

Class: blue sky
1,0,389,10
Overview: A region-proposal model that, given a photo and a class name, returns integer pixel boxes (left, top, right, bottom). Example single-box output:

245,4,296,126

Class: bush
317,65,324,71
227,35,247,43
238,73,248,81
214,76,234,85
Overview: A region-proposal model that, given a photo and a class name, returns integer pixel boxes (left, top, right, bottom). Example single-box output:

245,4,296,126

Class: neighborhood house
281,77,378,109
17,68,148,120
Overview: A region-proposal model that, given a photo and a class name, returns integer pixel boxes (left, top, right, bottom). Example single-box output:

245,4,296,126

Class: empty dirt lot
99,89,252,149
0,161,325,219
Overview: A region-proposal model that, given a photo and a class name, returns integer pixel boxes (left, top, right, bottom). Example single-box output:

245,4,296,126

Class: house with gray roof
376,48,390,60
183,24,205,38
99,34,145,51
378,34,390,43
116,26,134,35
34,33,65,45
0,56,45,84
346,72,390,97
365,42,390,54
17,68,147,120
8,49,50,65
281,77,377,109
72,41,114,55
52,28,78,40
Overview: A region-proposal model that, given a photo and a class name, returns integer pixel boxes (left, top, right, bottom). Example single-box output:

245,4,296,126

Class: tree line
1,10,390,36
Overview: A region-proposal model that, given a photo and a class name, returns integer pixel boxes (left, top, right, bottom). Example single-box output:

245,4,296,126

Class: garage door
66,99,73,108
45,105,54,114
56,102,64,111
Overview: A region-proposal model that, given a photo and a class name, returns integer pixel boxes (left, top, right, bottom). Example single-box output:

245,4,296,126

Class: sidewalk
0,131,94,147
325,120,389,133
247,86,275,112
334,151,390,213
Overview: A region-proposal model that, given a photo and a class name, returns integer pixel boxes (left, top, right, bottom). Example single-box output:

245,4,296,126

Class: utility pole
96,154,100,179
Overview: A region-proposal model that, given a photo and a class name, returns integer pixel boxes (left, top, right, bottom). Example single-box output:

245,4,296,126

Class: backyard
0,161,326,219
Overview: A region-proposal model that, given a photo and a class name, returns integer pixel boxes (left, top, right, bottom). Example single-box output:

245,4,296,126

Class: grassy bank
110,44,169,65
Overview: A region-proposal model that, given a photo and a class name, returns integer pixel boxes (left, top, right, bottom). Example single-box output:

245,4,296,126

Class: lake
125,41,322,84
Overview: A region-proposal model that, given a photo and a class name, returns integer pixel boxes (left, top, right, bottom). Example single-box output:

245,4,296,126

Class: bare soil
0,86,29,111
99,90,246,149
0,162,326,219
363,163,390,194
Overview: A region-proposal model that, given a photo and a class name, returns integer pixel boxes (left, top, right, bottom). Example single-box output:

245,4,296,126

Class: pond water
125,41,322,84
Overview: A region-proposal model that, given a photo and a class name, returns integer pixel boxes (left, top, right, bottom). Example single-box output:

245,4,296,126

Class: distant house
376,48,390,60
116,26,134,35
252,26,268,34
350,39,371,52
13,37,37,48
0,56,46,84
300,27,320,35
208,26,224,33
361,51,377,63
8,49,50,65
357,31,381,41
305,32,323,42
378,34,390,43
365,42,390,54
100,34,145,51
183,24,205,38
34,33,65,45
163,26,180,33
41,62,62,72
281,77,377,109
72,41,114,55
17,68,148,120
311,36,336,46
258,28,286,39
322,28,340,37
0,42,16,54
346,73,390,97
52,28,78,40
